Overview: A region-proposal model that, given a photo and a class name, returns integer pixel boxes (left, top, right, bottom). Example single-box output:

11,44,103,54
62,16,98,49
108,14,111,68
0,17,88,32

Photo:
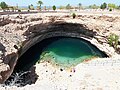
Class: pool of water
39,38,105,67
14,37,107,71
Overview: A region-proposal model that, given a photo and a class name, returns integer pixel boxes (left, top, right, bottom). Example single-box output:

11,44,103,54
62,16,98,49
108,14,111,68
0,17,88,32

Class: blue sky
0,0,120,6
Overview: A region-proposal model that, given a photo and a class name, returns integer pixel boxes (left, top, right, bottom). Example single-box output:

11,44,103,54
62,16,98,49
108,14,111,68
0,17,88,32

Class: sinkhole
14,36,108,72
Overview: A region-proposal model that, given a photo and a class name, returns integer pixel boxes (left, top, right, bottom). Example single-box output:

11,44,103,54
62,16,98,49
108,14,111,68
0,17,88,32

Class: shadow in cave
14,37,63,72
23,22,97,40
5,37,60,86
14,37,108,73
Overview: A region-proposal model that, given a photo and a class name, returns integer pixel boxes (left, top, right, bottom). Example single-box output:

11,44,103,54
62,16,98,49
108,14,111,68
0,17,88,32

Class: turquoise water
14,37,107,71
40,38,104,67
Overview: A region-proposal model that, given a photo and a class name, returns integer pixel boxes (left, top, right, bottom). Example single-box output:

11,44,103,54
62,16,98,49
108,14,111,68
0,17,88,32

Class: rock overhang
20,22,114,58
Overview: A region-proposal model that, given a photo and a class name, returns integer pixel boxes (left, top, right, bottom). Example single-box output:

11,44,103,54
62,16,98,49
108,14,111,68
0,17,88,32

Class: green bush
52,5,56,11
72,13,76,19
108,33,119,49
100,2,107,9
18,9,21,12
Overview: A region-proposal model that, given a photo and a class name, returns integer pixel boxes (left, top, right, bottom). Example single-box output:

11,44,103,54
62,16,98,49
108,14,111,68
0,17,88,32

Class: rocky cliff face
0,13,120,83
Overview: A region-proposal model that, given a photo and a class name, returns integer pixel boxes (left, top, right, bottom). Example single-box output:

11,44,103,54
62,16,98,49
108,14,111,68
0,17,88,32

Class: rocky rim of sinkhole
0,13,120,85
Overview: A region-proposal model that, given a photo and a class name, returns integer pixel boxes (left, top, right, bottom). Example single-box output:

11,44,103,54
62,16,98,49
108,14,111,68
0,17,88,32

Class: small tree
115,5,120,9
78,3,82,11
108,3,116,10
100,2,107,10
66,4,71,10
0,2,8,11
37,0,43,11
89,4,99,9
28,5,31,10
108,33,119,50
118,5,120,9
52,5,56,11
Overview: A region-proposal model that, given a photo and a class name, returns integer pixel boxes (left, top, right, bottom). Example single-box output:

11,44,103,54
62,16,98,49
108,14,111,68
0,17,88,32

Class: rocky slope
0,12,120,85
